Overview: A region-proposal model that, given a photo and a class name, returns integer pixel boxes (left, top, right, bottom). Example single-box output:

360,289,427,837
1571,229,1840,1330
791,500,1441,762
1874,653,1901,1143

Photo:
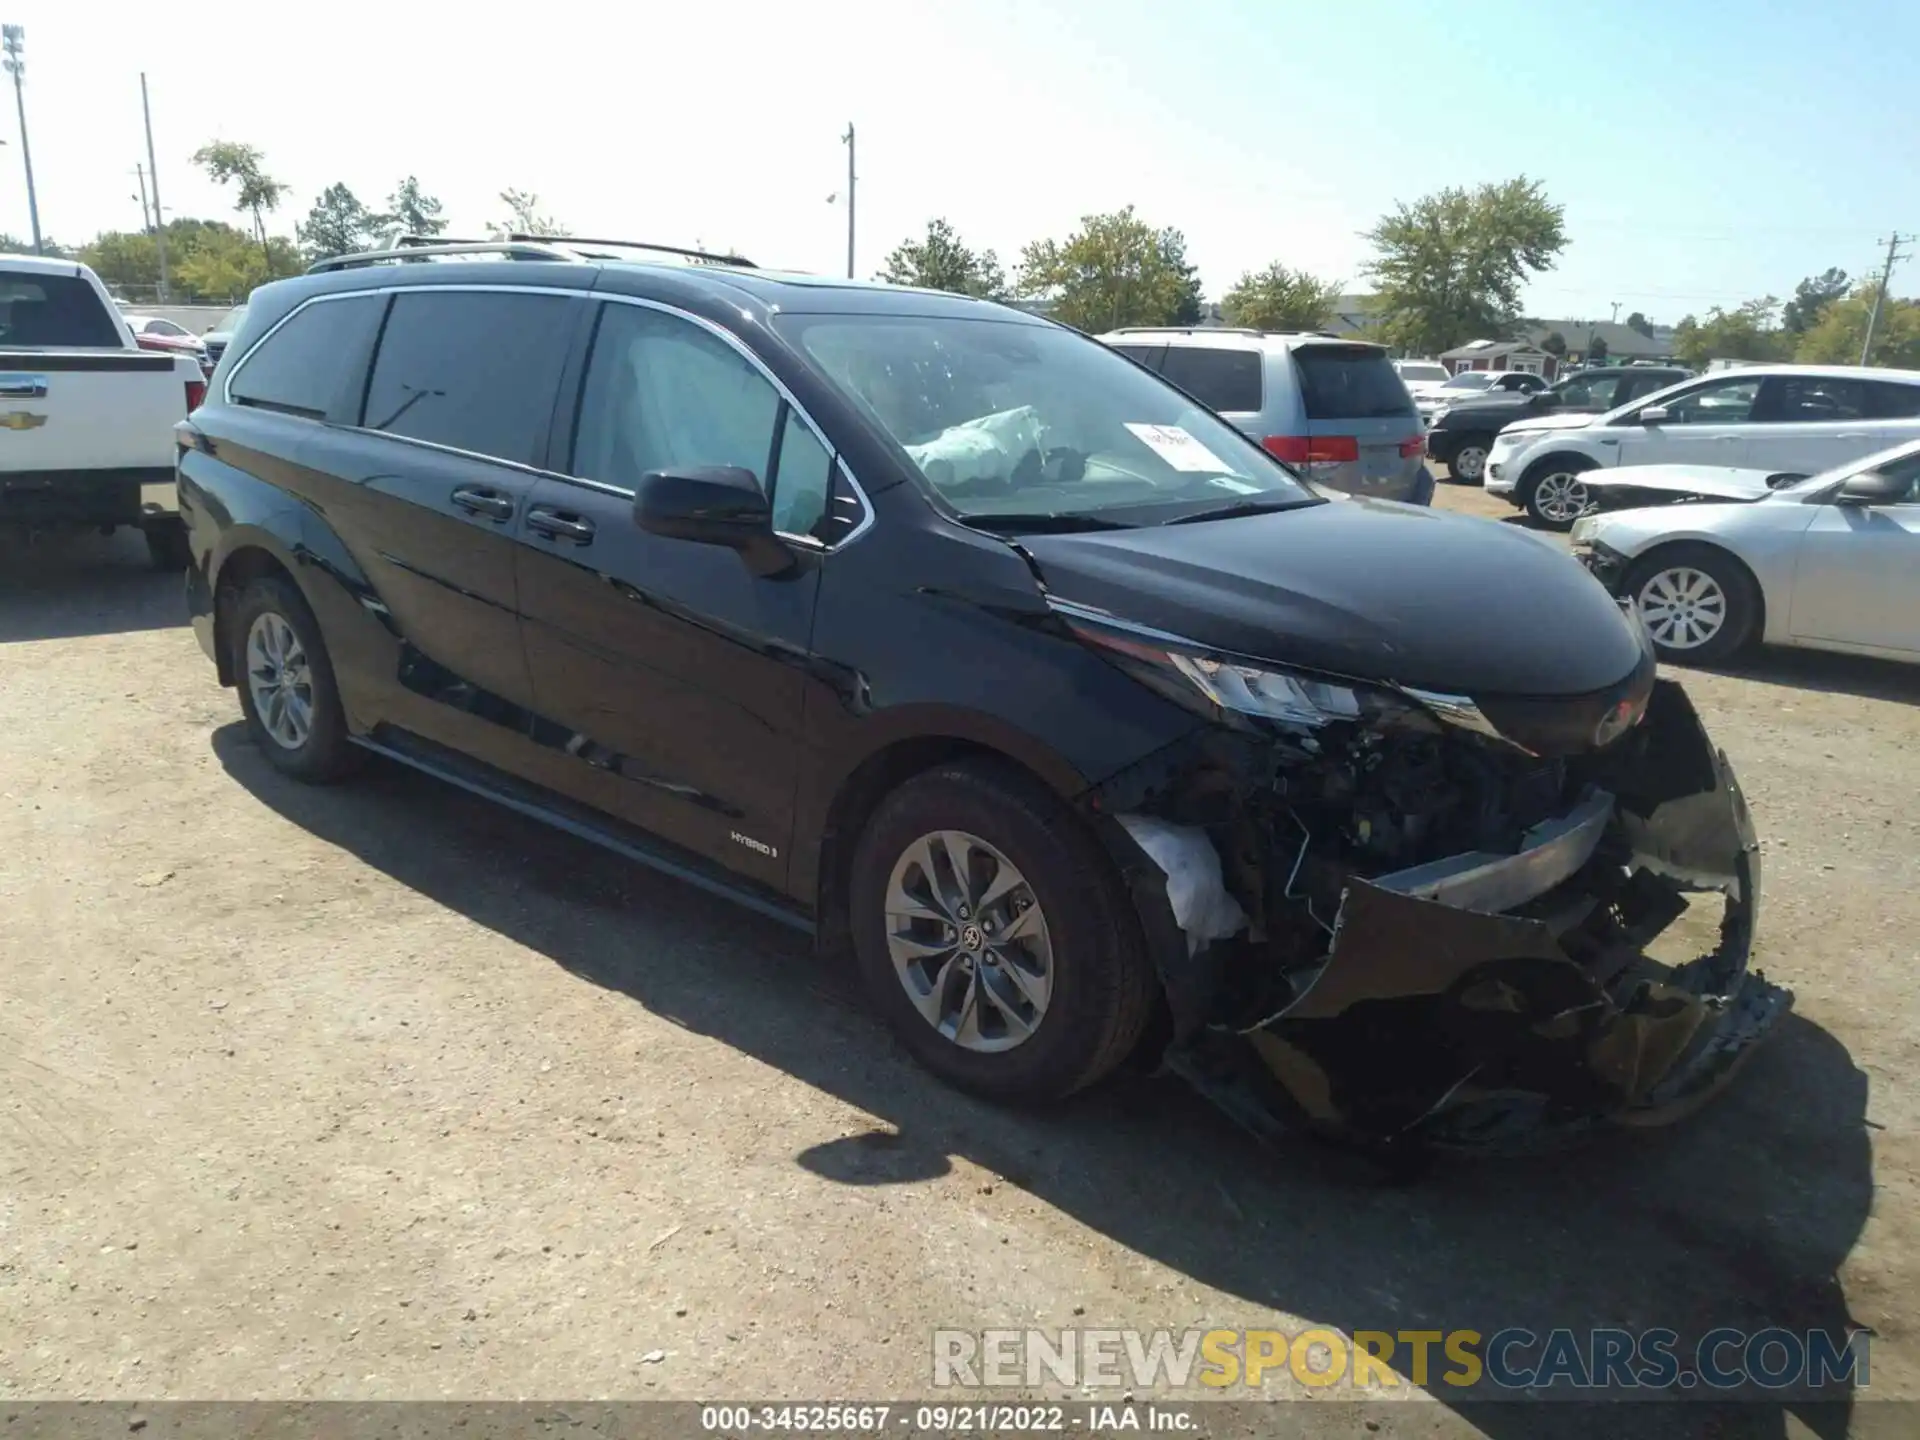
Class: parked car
1573,437,1920,666
1100,328,1432,503
0,254,207,568
179,238,1783,1152
1392,359,1451,401
1486,365,1920,529
1415,368,1547,425
125,314,212,372
201,304,247,369
1427,365,1691,483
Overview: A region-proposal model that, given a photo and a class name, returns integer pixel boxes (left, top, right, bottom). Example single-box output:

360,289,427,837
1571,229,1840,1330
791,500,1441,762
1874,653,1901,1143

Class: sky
10,0,1920,327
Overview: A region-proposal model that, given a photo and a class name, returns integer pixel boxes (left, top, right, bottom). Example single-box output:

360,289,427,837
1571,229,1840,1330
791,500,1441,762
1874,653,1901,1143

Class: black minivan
179,239,1785,1153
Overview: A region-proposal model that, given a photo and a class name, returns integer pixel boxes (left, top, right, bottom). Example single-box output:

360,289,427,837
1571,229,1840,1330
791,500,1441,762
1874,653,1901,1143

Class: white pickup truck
0,253,207,568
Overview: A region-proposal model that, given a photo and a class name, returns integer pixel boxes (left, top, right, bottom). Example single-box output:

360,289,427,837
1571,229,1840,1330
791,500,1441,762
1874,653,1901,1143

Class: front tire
229,573,361,783
1521,456,1598,530
848,761,1158,1103
1444,434,1493,484
1624,545,1760,666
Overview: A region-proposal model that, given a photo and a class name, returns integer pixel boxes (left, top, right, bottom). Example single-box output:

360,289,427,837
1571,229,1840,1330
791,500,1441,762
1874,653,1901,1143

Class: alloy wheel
1452,444,1488,483
245,611,314,750
1534,472,1595,524
883,828,1053,1053
1636,566,1728,651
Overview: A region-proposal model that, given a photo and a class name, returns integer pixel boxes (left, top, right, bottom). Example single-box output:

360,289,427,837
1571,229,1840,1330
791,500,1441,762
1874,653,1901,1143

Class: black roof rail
307,239,582,274
1106,325,1266,338
508,234,756,268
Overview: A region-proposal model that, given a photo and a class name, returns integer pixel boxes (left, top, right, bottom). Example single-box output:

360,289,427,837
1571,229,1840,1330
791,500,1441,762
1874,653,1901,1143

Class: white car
1570,437,1920,665
1486,364,1920,530
1392,359,1450,400
1415,367,1547,424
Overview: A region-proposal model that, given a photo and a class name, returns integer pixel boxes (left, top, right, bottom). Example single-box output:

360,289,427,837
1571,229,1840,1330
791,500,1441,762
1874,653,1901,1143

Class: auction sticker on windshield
1124,423,1232,473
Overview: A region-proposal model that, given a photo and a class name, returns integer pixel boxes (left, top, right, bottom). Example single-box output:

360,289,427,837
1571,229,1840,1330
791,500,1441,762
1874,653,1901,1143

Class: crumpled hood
1019,497,1647,696
1503,411,1598,437
1580,463,1782,503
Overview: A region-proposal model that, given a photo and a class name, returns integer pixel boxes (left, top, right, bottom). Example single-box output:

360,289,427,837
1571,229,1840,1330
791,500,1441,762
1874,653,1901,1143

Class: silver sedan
1570,437,1920,665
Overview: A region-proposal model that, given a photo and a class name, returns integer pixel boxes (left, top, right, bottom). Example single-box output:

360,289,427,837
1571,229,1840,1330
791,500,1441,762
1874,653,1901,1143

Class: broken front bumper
1114,679,1790,1154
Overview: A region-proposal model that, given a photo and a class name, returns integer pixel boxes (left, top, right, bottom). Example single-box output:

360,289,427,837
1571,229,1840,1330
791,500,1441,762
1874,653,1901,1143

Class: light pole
1,25,41,255
841,124,855,279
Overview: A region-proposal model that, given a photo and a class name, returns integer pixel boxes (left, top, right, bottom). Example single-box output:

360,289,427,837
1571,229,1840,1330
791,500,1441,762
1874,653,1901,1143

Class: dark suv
179,238,1784,1152
1428,365,1692,483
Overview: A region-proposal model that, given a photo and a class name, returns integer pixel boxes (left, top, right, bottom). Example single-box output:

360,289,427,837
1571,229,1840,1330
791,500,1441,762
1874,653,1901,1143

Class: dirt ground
4,485,1919,1437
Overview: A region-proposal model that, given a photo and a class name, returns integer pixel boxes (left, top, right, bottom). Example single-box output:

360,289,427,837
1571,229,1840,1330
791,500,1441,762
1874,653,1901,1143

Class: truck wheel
229,574,362,783
144,518,191,572
1446,435,1494,484
848,760,1158,1103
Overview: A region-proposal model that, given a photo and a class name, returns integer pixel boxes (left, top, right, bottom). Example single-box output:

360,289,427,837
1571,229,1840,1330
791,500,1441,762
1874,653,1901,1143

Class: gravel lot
4,488,1918,1437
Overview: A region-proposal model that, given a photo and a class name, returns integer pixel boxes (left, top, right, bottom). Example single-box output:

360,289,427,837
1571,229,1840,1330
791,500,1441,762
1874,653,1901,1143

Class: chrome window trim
222,282,875,552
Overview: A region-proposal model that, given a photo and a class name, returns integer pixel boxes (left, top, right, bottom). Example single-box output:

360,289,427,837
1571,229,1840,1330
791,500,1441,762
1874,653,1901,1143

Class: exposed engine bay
1090,674,1789,1155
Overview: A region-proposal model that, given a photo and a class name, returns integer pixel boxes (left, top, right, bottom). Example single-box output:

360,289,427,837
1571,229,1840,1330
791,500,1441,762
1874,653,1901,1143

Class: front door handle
451,485,515,521
526,506,595,544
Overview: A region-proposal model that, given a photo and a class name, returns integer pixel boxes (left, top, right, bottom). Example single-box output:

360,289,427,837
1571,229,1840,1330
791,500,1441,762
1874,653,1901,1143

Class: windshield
1441,372,1494,391
1396,363,1447,382
1771,437,1920,498
780,314,1315,523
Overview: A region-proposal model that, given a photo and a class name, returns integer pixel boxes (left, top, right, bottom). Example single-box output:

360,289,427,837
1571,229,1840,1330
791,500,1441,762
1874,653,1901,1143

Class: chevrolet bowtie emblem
0,410,47,431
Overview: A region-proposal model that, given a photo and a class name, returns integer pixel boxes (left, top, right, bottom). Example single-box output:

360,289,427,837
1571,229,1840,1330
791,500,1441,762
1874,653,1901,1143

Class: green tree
79,218,289,300
386,176,446,238
1782,267,1850,335
1165,231,1204,325
1795,285,1920,369
495,188,561,237
1586,333,1609,364
1539,329,1567,358
1219,262,1340,331
877,218,1007,298
191,141,288,264
1670,298,1787,367
1362,176,1569,356
297,183,381,261
1016,207,1197,332
1625,311,1654,338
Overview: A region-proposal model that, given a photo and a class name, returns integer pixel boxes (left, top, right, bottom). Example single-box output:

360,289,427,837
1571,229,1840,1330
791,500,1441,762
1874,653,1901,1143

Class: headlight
1057,609,1435,732
1569,516,1598,545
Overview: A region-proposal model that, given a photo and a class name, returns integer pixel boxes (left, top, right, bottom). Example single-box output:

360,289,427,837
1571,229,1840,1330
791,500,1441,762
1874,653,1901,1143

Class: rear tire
229,573,362,783
1521,455,1598,530
144,517,190,572
1623,545,1760,666
848,761,1158,1103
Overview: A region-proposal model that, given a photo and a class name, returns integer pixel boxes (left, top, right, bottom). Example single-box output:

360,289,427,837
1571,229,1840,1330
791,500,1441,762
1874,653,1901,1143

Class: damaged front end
1073,615,1789,1155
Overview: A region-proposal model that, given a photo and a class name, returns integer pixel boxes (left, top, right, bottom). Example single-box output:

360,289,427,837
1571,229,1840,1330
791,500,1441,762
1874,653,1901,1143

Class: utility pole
1861,232,1912,366
841,123,855,279
1,25,39,254
134,164,152,230
1610,301,1621,323
141,72,171,302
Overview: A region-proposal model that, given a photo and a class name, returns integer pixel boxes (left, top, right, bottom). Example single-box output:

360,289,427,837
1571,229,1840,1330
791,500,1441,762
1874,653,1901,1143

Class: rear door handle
450,485,515,521
526,506,595,544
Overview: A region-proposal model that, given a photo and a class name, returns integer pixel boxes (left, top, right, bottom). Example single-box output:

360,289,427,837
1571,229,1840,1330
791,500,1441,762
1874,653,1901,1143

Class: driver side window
1654,377,1763,425
573,303,832,539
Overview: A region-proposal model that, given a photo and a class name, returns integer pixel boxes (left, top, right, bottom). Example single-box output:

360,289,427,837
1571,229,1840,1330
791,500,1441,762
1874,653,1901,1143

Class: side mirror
1836,469,1909,506
633,466,795,577
1637,405,1670,425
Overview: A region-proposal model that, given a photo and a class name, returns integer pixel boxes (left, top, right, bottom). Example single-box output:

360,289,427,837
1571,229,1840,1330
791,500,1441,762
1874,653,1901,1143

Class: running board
350,731,815,934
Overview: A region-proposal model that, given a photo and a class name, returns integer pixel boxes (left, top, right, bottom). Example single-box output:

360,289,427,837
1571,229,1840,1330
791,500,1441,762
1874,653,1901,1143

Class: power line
1861,233,1913,365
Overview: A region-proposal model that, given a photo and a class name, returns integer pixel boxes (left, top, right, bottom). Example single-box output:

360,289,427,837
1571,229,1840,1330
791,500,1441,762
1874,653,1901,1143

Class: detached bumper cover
1128,680,1787,1153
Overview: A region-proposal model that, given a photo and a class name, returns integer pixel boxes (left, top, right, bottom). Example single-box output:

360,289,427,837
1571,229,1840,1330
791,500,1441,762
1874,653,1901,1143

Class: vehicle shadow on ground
0,531,182,643
213,727,1875,1440
1695,648,1920,708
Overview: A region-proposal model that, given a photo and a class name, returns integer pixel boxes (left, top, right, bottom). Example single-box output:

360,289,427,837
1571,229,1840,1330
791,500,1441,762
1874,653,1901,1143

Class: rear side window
229,295,385,420
1867,382,1920,419
1109,343,1166,370
1764,375,1871,422
1291,345,1414,420
363,291,575,463
1158,347,1263,412
0,273,123,348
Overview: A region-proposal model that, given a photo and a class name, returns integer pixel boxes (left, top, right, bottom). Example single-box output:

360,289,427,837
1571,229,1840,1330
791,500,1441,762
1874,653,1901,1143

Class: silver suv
1100,328,1432,503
